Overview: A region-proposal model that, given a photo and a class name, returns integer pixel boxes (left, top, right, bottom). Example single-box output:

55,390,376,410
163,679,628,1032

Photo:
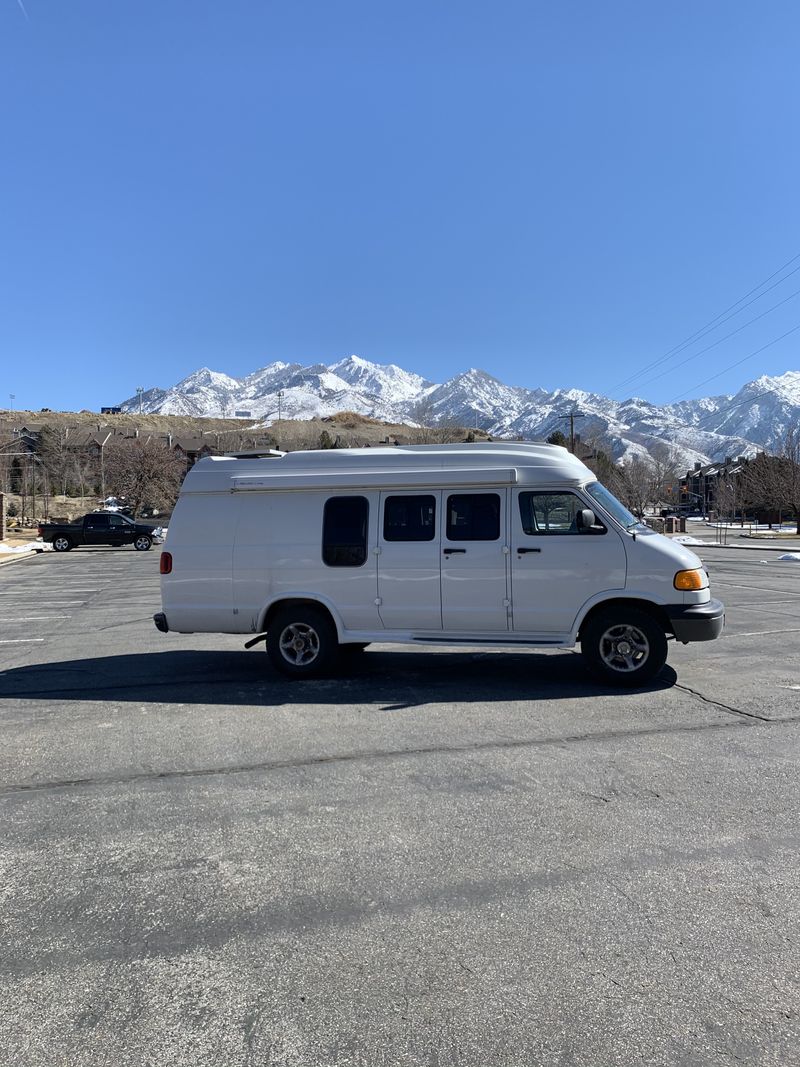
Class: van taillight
160,551,173,575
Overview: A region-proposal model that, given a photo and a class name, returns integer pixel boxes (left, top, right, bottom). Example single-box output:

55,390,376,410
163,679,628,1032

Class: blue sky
2,0,800,413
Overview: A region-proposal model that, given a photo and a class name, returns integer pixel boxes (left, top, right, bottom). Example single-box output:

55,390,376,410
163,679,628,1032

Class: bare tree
738,427,800,531
618,455,653,517
581,434,627,499
406,396,469,443
72,452,100,507
417,421,470,444
777,425,800,532
740,452,780,521
617,443,681,517
37,425,74,497
713,478,739,524
648,442,681,508
407,397,468,444
103,438,186,516
0,433,16,494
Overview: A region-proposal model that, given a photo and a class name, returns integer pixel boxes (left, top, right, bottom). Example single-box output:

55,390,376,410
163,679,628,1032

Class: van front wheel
267,606,338,678
581,607,667,687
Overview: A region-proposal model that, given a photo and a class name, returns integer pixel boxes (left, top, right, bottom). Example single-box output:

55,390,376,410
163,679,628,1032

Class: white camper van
154,443,723,686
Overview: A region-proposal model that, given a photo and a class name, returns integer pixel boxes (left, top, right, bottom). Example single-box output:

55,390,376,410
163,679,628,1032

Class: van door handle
516,547,541,554
443,548,466,554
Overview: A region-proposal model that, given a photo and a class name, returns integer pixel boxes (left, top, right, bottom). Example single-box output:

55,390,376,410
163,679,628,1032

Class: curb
696,543,800,553
0,547,47,568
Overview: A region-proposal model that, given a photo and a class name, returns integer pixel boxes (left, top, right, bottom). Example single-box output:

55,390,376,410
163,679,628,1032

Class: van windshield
585,482,642,531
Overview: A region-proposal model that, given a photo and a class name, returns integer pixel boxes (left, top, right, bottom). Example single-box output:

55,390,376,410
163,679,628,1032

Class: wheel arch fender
574,595,672,642
258,594,344,639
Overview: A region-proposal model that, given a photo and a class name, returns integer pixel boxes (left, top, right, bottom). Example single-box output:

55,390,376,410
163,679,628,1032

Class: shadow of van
0,647,677,707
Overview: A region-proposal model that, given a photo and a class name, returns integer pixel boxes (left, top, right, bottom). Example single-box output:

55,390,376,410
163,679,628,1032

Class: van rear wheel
581,607,667,687
267,605,338,678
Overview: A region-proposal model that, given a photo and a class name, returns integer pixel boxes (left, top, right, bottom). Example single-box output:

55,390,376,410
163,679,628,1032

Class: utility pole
275,391,285,449
9,394,15,411
557,411,584,453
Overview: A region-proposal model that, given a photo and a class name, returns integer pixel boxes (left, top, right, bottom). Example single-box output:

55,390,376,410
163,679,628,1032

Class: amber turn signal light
674,568,706,591
160,551,173,575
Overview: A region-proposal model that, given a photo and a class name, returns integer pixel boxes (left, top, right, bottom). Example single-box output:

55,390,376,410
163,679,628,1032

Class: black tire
52,536,72,553
581,607,667,687
266,605,339,678
133,535,152,552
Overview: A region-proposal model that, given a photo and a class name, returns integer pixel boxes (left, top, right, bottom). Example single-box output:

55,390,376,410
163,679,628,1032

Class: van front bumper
667,599,725,643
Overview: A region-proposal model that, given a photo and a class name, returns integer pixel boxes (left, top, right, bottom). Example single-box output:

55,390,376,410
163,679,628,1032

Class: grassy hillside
0,408,492,447
0,409,255,436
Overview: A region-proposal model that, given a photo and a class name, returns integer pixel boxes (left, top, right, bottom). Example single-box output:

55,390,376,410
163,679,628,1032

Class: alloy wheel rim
599,623,650,673
279,623,320,666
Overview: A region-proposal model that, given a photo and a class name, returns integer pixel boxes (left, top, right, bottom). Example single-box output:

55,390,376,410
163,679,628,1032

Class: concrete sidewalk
0,531,51,567
670,526,800,553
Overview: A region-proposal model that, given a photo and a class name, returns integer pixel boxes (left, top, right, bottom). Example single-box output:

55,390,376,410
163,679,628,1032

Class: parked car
38,513,164,552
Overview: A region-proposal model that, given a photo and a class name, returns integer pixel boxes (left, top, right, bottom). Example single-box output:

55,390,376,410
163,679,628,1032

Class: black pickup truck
37,513,164,552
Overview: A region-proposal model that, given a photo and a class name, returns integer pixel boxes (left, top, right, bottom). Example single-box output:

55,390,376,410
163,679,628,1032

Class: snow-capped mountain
118,358,800,466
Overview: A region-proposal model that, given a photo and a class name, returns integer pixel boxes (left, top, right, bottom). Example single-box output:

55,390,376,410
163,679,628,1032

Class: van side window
384,495,436,542
519,491,605,535
323,496,369,566
446,494,500,541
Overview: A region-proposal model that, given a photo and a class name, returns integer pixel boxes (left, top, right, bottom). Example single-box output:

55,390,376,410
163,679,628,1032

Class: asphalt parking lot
1,544,799,1066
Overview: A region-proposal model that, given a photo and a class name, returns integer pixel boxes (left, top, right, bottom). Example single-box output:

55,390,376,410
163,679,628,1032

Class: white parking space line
724,628,800,638
0,601,87,607
0,638,46,644
0,589,104,594
12,616,72,621
724,605,800,622
712,581,800,594
0,598,88,604
717,598,800,606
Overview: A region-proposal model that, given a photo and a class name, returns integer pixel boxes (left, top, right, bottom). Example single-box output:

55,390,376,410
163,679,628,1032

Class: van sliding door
440,491,510,632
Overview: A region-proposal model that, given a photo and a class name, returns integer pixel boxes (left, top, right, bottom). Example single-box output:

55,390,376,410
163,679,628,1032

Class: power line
688,390,773,428
614,261,800,395
609,251,800,396
616,283,800,395
668,322,800,404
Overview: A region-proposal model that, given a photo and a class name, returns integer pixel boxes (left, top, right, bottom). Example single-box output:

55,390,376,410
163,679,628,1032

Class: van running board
413,637,562,646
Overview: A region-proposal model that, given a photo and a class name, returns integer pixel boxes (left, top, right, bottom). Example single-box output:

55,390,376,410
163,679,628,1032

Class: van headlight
674,568,708,591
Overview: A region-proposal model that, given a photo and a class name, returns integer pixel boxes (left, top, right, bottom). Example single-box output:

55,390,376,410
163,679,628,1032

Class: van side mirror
576,508,596,532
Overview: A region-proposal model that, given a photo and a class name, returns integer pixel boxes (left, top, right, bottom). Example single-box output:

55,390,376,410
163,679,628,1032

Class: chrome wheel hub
599,623,649,673
279,623,320,666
